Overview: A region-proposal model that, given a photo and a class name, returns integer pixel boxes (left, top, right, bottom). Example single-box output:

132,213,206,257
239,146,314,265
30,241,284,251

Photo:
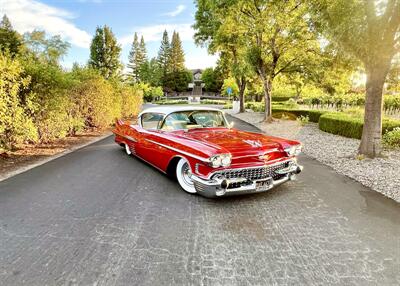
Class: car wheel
176,158,196,194
124,143,132,155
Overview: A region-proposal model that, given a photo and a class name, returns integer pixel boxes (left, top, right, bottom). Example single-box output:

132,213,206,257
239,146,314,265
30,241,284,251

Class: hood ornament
243,139,263,148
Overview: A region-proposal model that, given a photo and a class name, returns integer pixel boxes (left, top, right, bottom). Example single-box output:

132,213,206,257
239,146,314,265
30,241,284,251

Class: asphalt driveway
0,115,399,285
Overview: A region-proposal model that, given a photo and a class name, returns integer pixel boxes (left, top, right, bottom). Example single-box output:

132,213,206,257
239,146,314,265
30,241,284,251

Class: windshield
161,110,227,131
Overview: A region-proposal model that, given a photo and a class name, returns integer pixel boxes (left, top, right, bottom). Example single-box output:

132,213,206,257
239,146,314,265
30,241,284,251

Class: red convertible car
113,106,303,197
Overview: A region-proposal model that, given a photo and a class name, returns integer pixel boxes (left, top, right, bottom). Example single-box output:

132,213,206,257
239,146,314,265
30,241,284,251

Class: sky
0,0,218,70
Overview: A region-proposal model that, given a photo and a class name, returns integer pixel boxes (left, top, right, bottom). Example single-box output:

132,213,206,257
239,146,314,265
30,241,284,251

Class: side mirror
228,122,235,129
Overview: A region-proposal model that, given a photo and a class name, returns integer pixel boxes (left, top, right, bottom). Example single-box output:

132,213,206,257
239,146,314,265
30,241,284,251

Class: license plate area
255,178,273,192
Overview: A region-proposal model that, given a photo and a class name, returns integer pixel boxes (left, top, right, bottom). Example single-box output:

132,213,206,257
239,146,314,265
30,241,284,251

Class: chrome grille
212,161,291,181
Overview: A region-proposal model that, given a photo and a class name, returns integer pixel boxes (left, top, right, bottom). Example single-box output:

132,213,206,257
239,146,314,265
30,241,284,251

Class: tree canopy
0,14,23,56
308,0,400,156
89,25,122,79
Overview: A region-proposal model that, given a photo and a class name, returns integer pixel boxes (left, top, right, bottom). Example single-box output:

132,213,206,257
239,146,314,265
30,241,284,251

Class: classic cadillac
113,106,303,197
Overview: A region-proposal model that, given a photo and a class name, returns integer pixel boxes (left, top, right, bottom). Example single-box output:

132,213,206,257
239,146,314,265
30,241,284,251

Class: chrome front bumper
191,161,303,198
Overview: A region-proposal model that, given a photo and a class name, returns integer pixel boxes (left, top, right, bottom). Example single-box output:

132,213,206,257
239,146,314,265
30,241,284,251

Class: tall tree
89,25,121,79
127,33,147,82
169,31,185,72
157,30,171,79
127,33,140,81
238,1,319,121
139,36,147,64
0,14,23,56
137,36,148,81
309,0,400,157
201,67,223,92
194,0,253,112
140,57,162,87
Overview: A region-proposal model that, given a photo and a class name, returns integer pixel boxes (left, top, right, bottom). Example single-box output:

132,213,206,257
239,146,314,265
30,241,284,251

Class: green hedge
318,112,400,139
272,95,294,102
272,108,327,123
155,100,188,105
226,101,327,123
200,99,227,105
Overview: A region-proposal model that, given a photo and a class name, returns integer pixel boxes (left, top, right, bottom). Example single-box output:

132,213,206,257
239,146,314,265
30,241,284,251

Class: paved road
0,115,399,286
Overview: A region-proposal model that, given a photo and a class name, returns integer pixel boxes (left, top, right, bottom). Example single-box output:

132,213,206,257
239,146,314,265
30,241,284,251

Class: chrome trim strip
232,148,281,159
146,139,210,163
114,131,137,142
124,135,137,142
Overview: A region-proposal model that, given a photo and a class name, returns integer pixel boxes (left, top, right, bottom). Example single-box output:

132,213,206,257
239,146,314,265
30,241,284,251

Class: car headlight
209,154,231,168
285,144,302,156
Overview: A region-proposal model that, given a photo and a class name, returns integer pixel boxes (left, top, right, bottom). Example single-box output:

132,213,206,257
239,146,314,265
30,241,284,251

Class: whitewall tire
124,143,132,155
176,158,196,194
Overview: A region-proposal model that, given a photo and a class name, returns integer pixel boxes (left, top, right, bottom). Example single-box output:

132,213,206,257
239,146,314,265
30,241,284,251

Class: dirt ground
0,129,111,180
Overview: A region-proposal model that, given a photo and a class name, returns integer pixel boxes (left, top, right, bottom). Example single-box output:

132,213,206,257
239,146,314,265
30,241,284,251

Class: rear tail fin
116,118,124,126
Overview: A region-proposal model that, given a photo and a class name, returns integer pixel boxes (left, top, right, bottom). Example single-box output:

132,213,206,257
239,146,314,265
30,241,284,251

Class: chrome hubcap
181,163,193,187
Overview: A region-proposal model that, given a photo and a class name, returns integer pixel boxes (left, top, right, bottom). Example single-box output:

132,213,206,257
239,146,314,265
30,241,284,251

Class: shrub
245,101,264,112
71,75,121,129
119,84,143,118
23,58,80,142
200,99,227,105
155,100,188,105
384,95,400,112
35,94,82,141
272,95,295,102
318,112,400,139
383,127,400,148
282,98,298,109
297,115,310,126
272,108,327,123
319,113,364,138
140,83,163,102
234,101,326,122
223,102,233,109
0,53,38,150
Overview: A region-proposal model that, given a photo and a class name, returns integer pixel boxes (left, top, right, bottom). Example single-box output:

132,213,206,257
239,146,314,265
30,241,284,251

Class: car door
135,112,168,170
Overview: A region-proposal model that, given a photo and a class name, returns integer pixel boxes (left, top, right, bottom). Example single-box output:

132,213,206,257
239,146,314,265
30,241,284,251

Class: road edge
0,132,113,183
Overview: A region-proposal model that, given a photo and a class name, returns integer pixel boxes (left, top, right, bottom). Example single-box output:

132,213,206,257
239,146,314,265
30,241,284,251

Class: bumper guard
191,161,303,197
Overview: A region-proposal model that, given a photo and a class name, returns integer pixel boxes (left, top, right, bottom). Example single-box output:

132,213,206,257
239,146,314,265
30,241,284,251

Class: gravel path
228,110,400,202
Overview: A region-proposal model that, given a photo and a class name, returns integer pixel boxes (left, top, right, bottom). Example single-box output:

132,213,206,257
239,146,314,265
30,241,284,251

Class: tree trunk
239,79,246,113
262,78,273,122
359,66,387,157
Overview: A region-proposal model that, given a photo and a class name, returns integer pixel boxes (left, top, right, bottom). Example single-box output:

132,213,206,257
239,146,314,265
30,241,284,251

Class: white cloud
120,23,194,46
163,4,186,17
0,0,91,48
185,53,218,70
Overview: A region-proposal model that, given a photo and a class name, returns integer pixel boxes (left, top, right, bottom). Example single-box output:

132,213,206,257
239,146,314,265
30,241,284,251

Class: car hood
174,128,284,155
